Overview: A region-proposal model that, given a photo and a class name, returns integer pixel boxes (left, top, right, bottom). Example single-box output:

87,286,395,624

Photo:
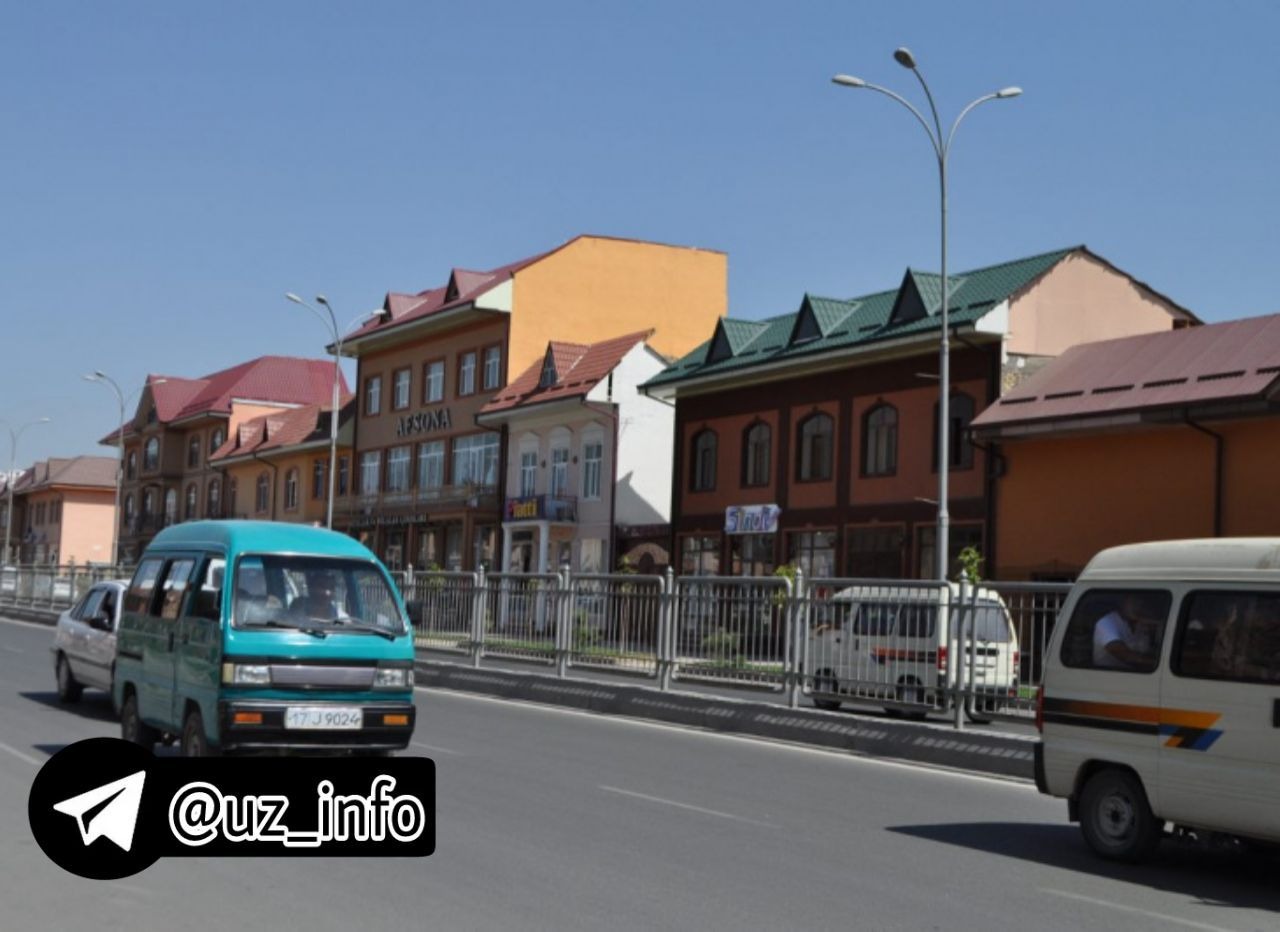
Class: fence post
556,564,571,678
786,567,804,709
658,567,675,691
470,566,486,668
952,577,969,731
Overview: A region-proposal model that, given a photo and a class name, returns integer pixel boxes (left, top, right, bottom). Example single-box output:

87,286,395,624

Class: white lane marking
599,785,774,827
415,686,1036,789
1,646,23,653
0,740,41,766
1040,889,1239,932
411,741,462,756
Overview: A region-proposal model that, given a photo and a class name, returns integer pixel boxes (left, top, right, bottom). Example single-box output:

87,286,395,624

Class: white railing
0,563,134,612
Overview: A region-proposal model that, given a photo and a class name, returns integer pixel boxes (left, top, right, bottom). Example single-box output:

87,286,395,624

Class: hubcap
1097,792,1135,843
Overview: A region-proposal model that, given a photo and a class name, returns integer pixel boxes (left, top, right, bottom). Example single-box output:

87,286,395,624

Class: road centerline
1040,888,1240,932
599,785,774,828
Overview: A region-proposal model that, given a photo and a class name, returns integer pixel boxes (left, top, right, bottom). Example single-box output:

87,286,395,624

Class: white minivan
1036,538,1280,861
806,582,1019,722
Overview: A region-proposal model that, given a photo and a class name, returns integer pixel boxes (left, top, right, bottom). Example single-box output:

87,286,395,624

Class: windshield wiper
327,621,399,641
254,619,328,638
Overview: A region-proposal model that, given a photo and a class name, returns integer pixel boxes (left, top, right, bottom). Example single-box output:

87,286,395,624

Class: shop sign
724,504,780,535
506,497,541,520
396,407,452,437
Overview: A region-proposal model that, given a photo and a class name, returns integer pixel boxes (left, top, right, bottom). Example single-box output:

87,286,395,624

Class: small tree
956,546,984,583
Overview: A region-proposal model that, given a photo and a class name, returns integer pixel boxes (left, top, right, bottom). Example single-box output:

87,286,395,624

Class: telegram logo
53,770,146,852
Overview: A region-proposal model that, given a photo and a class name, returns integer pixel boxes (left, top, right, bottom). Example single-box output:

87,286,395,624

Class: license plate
285,706,364,730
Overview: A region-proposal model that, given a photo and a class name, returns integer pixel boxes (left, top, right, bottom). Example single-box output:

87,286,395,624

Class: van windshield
962,604,1013,644
232,555,405,634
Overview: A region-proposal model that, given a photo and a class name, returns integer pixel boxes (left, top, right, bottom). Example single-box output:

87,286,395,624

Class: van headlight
221,663,271,685
374,668,412,689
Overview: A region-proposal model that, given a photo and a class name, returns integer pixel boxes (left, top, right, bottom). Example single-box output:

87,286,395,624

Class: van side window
1060,589,1172,673
125,559,166,614
895,602,937,640
188,558,226,622
852,603,896,636
158,559,196,621
1174,591,1280,684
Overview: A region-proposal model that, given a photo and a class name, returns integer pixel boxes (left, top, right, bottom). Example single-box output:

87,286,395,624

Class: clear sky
3,1,1278,465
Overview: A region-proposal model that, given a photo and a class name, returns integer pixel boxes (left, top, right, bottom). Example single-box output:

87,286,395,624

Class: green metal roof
645,246,1080,390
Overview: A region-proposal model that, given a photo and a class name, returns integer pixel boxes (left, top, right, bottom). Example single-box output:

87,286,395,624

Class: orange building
5,456,116,565
339,234,726,570
972,313,1280,579
210,400,355,526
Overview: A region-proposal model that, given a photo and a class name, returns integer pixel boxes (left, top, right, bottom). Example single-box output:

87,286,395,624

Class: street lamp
285,293,378,530
83,373,166,567
833,48,1020,581
1,417,51,566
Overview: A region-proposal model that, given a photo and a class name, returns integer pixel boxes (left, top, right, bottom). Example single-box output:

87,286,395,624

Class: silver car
52,580,127,702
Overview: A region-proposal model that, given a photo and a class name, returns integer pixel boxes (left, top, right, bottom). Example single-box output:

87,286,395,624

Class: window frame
861,403,898,478
391,367,412,412
364,374,383,417
482,344,502,392
795,411,834,483
457,351,478,397
284,468,300,510
423,358,446,404
933,392,976,472
741,421,771,488
689,429,718,493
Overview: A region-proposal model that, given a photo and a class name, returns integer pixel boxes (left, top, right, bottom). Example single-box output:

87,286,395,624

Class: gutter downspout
1184,415,1223,537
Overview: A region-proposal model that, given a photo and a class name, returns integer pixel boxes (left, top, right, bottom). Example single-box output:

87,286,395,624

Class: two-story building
101,356,345,561
337,234,726,570
643,246,1198,580
5,456,116,564
477,331,674,574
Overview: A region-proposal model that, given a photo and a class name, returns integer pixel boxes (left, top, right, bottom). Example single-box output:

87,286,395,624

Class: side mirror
88,612,113,631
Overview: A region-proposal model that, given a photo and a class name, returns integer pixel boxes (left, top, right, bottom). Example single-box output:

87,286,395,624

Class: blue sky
3,1,1278,464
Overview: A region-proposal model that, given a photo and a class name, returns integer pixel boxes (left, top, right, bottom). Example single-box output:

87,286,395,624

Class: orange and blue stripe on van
1042,697,1223,751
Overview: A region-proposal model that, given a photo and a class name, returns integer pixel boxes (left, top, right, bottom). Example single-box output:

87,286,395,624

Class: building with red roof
971,312,1280,578
98,356,348,560
477,331,673,574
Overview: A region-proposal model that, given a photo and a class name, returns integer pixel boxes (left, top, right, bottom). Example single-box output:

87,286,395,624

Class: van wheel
1079,769,1163,862
121,692,159,749
55,654,83,704
893,679,928,721
965,702,994,726
181,708,219,757
812,672,842,711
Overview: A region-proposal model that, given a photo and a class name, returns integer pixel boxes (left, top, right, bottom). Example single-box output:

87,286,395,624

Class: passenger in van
1092,595,1161,670
289,570,349,623
1212,597,1280,681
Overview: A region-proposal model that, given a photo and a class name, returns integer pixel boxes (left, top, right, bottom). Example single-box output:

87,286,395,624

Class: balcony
504,494,577,523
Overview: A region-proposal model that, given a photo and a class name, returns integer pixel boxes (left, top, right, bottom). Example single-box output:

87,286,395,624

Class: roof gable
481,330,653,416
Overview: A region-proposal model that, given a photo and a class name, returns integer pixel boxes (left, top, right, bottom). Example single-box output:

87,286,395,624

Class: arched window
187,436,201,469
934,393,976,471
123,494,135,526
126,450,137,480
255,473,270,513
690,430,717,492
209,427,225,455
796,412,834,482
862,404,898,477
207,479,221,518
143,437,160,471
228,478,238,516
184,484,197,520
164,488,177,524
742,422,771,487
284,469,300,510
142,489,154,517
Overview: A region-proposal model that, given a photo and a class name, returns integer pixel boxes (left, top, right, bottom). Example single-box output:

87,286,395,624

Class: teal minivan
113,521,416,755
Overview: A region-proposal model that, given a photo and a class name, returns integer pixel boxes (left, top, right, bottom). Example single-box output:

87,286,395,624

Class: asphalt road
1,615,1276,932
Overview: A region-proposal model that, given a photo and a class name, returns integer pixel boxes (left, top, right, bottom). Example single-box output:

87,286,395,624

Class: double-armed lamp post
832,47,1020,581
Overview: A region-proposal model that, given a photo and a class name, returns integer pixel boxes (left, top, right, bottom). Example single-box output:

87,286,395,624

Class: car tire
55,653,83,704
181,708,219,758
894,678,929,721
965,703,994,726
1079,769,1163,862
812,671,842,711
121,692,159,748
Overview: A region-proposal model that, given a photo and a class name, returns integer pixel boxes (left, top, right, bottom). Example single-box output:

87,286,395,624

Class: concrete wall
592,343,673,527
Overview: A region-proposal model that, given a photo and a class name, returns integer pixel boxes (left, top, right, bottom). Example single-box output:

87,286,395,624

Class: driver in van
289,569,348,623
1093,594,1160,670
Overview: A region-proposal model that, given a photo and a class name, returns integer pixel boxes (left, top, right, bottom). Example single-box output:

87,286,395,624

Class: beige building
4,456,116,565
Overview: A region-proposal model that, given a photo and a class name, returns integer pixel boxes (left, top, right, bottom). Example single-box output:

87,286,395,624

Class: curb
415,657,1035,780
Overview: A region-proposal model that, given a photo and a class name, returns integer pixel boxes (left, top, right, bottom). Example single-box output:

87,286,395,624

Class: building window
365,375,382,416
337,456,349,496
862,404,898,477
582,439,603,500
796,412,834,482
550,447,569,497
483,345,502,391
255,474,270,513
146,407,157,425
187,437,201,469
209,427,225,455
452,433,499,487
143,438,159,471
386,446,411,492
424,359,445,403
916,523,983,580
847,525,906,578
418,440,445,491
730,534,775,577
228,479,237,516
207,480,221,518
681,535,721,575
360,451,381,495
126,450,137,479
539,353,557,388
164,488,177,524
184,484,197,520
284,469,300,510
742,422,771,488
519,450,537,497
933,393,975,471
788,530,837,578
142,490,155,518
458,352,477,396
312,459,325,499
392,368,411,411
690,430,717,492
124,494,135,523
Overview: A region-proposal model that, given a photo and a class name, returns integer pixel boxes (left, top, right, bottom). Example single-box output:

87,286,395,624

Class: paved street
1,615,1276,932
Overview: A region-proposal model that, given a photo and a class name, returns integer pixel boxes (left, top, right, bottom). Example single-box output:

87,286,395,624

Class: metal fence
0,564,133,612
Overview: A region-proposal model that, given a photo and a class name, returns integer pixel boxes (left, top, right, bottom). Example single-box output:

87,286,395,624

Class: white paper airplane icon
52,770,146,852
